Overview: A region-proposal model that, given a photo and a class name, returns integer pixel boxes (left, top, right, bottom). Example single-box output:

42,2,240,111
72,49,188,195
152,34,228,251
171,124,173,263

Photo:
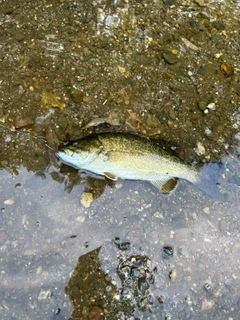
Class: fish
56,132,224,198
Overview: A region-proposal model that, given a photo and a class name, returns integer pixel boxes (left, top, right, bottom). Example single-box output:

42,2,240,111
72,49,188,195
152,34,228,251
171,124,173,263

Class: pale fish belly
82,152,199,184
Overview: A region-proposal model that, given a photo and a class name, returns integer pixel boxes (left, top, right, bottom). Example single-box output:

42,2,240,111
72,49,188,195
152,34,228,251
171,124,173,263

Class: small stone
71,89,84,103
214,53,222,59
207,102,216,110
163,51,179,65
198,101,207,111
34,93,42,102
105,275,111,282
1,160,8,167
201,299,214,310
89,306,104,320
13,32,25,41
195,0,205,6
194,142,205,155
204,282,213,292
203,207,210,214
153,211,163,219
41,91,65,109
212,21,225,31
76,216,85,223
36,266,43,275
163,246,173,259
206,132,219,142
220,62,234,77
191,113,199,120
4,199,15,205
15,116,34,129
83,95,92,103
38,289,51,300
169,270,177,282
169,109,176,120
80,192,94,208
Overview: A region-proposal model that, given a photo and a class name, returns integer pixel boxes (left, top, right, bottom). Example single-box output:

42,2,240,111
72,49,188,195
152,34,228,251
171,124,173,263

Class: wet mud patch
0,0,240,173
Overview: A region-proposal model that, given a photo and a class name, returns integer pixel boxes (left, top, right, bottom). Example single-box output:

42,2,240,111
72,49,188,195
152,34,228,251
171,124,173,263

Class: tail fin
196,162,224,199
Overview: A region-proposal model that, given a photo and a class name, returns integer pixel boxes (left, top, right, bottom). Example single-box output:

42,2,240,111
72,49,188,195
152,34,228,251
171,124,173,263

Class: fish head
56,136,103,168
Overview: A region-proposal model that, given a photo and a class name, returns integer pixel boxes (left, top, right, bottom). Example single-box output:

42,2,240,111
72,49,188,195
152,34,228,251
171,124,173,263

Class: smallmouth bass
56,133,223,198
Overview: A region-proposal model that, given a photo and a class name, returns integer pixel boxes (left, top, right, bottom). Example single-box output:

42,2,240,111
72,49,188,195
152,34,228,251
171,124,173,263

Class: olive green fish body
57,133,223,198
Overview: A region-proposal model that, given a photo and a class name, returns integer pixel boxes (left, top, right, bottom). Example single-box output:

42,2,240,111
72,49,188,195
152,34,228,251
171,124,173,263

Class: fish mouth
58,148,75,157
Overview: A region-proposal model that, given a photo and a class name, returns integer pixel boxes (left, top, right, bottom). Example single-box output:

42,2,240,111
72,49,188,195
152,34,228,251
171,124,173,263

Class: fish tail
195,162,224,199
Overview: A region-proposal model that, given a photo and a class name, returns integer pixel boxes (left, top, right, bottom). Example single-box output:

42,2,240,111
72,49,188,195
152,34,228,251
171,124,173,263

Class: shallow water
0,153,239,319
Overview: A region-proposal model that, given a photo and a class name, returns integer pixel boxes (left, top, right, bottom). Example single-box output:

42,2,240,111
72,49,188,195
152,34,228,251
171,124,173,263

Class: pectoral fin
151,178,178,193
104,172,118,181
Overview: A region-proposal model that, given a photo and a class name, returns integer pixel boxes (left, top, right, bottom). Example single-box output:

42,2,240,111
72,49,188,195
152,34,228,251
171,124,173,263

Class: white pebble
4,199,15,205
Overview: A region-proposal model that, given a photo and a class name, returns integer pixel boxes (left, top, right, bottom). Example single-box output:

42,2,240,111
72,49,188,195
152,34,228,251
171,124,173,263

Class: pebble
194,142,205,155
207,102,216,110
163,246,173,259
105,275,111,282
203,207,210,214
220,62,234,77
34,93,42,102
36,266,43,275
1,160,8,167
201,299,214,310
71,89,84,103
76,216,86,223
195,0,205,6
38,289,51,300
41,91,65,109
153,211,164,219
162,51,179,65
198,101,207,111
83,95,92,103
80,192,94,208
89,306,104,320
4,199,15,205
15,116,34,129
204,282,212,292
169,109,177,120
13,32,25,41
169,270,177,282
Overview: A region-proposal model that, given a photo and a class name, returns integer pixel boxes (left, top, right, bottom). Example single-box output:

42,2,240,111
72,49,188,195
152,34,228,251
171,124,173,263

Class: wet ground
0,0,240,319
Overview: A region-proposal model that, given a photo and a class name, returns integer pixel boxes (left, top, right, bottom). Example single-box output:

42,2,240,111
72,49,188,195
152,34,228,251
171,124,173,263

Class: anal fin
151,178,178,193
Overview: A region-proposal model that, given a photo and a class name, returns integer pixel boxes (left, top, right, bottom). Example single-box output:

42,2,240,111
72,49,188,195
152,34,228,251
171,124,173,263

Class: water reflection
0,153,239,319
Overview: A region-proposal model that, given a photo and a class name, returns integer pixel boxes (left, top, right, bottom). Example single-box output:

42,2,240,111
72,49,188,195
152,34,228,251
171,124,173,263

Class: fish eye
72,142,78,147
